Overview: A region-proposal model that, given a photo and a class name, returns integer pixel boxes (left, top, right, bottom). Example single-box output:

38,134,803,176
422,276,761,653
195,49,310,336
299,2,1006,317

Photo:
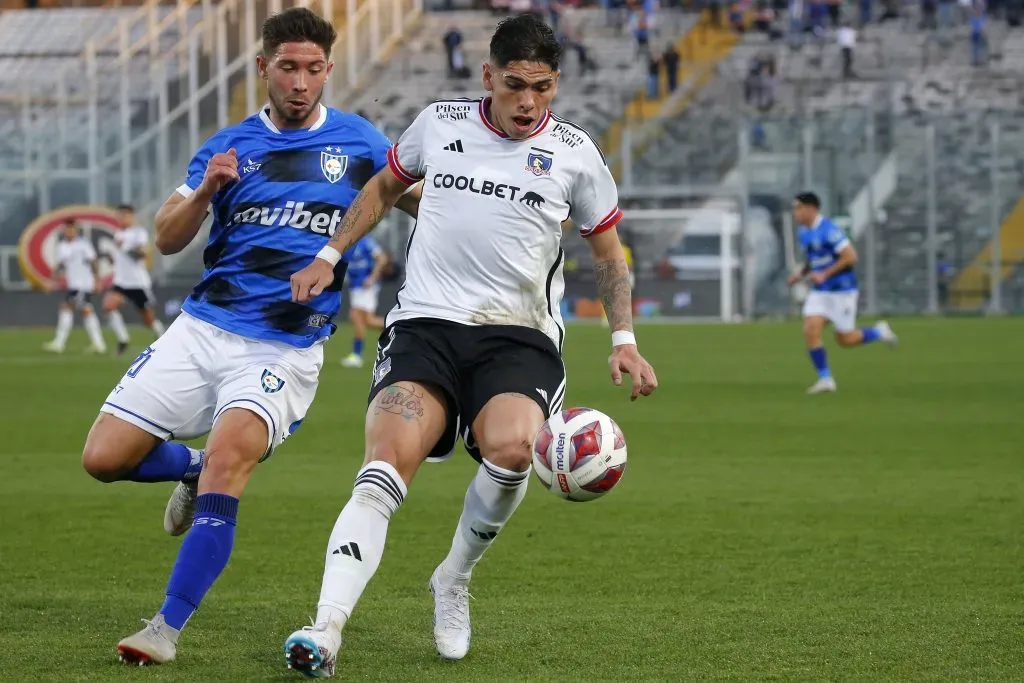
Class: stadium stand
345,8,699,139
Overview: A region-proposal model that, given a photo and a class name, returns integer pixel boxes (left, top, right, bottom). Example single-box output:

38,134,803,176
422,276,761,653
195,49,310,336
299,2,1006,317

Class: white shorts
100,312,324,457
349,284,380,313
802,290,859,333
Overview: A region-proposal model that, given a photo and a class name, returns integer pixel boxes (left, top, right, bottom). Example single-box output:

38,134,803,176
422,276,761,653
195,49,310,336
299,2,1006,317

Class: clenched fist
198,148,239,198
290,257,336,303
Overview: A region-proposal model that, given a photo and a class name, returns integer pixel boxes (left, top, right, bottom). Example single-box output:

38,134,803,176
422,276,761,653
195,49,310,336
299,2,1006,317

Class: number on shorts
126,346,155,378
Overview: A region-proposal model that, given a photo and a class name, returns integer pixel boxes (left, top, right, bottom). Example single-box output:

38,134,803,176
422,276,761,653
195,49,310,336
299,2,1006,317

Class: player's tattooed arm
327,168,407,254
588,227,634,332
373,384,426,422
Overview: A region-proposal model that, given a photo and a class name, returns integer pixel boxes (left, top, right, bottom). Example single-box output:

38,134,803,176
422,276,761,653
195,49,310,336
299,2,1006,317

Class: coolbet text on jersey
385,97,622,351
178,104,392,347
799,216,857,292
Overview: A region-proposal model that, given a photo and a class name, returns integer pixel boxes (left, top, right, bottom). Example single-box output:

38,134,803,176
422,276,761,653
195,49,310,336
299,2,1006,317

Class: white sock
53,309,73,348
439,459,530,582
82,312,106,350
108,310,129,343
315,461,407,634
151,319,166,338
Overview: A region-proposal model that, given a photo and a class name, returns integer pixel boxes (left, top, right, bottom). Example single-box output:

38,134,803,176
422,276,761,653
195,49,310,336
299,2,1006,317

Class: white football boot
41,340,63,354
164,480,198,536
284,623,342,678
807,377,838,394
84,344,107,354
339,353,363,368
116,614,178,666
429,566,473,661
876,320,898,347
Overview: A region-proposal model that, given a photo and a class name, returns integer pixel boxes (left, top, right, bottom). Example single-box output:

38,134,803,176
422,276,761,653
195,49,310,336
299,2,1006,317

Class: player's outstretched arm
290,167,407,303
587,227,658,401
154,148,239,255
811,243,858,285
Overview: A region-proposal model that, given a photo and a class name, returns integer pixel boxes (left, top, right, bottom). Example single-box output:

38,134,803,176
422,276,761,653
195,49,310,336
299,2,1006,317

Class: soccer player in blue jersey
787,192,897,394
76,8,421,665
339,236,387,368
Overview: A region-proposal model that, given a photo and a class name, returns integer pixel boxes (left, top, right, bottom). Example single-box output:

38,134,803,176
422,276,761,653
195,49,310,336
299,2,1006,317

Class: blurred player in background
103,204,166,356
787,192,897,394
285,14,657,677
75,7,420,667
339,236,387,368
43,219,108,354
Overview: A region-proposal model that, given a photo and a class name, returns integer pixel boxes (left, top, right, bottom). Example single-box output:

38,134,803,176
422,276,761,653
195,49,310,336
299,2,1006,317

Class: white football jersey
113,225,152,289
56,238,97,292
385,97,622,350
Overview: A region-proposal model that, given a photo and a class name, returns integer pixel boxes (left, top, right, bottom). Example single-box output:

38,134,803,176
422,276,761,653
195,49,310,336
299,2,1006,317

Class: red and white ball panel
532,407,628,502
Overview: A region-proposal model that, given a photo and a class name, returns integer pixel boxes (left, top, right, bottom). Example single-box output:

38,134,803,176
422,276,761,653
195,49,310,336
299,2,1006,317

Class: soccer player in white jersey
103,203,166,356
43,219,108,354
284,14,658,677
76,8,421,666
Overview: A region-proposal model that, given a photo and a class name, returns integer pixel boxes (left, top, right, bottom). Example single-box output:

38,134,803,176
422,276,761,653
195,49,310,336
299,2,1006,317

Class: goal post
559,200,772,322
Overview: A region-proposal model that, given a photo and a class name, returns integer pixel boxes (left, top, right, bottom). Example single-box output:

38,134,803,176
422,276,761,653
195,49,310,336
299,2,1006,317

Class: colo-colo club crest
17,204,124,290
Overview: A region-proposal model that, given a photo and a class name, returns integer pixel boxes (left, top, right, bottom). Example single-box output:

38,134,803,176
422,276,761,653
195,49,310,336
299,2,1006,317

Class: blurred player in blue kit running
76,7,421,665
340,236,388,368
787,192,897,394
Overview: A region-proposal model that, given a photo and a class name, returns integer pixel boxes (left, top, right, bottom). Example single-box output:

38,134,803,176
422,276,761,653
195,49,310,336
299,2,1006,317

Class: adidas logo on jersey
443,140,465,153
228,201,346,236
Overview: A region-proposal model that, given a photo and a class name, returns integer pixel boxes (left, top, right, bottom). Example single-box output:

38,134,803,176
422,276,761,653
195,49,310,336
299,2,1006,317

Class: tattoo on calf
374,384,425,422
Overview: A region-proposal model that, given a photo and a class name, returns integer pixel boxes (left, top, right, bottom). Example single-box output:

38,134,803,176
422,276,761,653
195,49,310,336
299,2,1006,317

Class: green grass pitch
0,319,1021,682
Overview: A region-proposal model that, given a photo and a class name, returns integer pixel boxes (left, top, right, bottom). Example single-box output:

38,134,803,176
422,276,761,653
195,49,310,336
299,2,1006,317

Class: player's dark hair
794,192,820,208
489,14,562,71
261,7,337,60
116,203,134,213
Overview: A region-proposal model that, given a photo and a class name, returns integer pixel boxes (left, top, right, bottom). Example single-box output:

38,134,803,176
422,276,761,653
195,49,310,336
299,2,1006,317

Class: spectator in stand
752,2,777,33
631,7,651,57
662,42,680,93
837,21,856,78
970,7,987,65
921,0,938,29
937,252,955,309
646,50,661,99
442,26,463,77
729,2,746,31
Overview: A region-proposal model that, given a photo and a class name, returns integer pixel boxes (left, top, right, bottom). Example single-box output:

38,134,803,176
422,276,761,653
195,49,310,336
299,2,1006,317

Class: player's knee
478,432,533,472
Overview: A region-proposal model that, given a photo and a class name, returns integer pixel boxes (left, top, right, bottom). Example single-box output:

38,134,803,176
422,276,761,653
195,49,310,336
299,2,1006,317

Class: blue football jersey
798,216,857,292
178,105,392,347
344,237,382,288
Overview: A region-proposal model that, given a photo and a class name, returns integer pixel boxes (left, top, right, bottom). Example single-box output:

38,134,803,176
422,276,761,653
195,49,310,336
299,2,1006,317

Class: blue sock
159,493,238,631
809,346,831,379
860,326,880,344
124,443,203,483
353,337,364,356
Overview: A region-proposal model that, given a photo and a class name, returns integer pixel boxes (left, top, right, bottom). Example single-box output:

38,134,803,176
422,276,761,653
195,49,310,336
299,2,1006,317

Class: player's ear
324,60,334,79
256,54,268,80
482,62,494,92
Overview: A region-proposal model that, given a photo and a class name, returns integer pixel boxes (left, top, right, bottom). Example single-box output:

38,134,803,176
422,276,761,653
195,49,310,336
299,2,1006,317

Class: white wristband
315,245,342,267
612,330,637,348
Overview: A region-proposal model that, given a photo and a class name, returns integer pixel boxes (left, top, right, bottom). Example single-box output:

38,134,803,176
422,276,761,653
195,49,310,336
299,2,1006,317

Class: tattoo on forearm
328,185,391,253
594,259,633,332
373,384,425,422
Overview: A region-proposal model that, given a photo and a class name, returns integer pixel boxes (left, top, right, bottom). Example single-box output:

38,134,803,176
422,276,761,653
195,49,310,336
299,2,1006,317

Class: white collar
811,215,823,229
258,103,328,134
